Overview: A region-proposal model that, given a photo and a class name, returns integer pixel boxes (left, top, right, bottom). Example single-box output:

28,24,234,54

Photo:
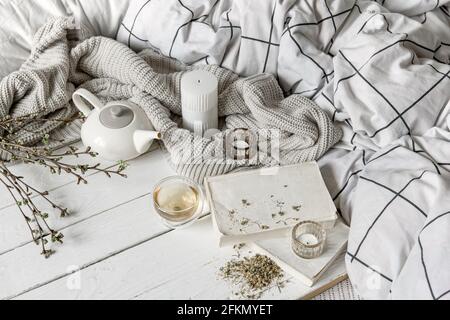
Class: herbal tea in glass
152,176,203,227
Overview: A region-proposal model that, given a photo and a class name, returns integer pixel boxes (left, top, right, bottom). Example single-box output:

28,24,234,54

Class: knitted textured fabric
0,18,342,183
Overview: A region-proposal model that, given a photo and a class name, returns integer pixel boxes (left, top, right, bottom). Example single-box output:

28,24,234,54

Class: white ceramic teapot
72,89,161,161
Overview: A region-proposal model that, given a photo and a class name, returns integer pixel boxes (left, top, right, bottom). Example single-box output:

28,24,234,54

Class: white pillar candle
181,70,218,136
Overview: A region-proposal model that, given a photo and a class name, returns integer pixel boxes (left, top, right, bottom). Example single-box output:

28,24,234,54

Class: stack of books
204,162,349,293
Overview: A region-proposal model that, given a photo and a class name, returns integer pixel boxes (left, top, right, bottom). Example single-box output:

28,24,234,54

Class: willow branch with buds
0,113,128,258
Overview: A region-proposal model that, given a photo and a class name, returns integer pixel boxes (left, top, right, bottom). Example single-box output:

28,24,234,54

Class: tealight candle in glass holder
292,221,327,259
152,176,204,228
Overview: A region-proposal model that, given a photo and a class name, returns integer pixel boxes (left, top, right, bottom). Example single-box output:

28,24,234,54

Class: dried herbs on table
220,253,286,299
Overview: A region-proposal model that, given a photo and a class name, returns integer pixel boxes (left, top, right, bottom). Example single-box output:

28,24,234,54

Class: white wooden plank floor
1,144,349,300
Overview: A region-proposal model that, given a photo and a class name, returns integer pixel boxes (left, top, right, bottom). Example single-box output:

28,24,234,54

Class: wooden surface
1,144,348,300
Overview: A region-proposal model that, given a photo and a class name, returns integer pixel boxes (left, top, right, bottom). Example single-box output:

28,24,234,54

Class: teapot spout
134,130,162,154
147,130,162,141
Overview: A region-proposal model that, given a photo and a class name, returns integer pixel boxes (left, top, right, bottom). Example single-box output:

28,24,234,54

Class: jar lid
99,105,134,129
181,70,218,113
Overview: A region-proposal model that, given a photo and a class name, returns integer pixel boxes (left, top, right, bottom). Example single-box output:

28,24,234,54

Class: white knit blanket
0,18,341,184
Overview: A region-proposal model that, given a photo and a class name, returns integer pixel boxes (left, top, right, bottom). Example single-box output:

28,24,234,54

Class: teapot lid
100,105,134,129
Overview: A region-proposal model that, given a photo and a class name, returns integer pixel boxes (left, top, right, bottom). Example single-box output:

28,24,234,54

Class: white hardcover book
204,162,338,247
297,251,349,300
254,220,349,287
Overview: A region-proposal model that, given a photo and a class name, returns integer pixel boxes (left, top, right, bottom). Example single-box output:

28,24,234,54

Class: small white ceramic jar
181,70,219,136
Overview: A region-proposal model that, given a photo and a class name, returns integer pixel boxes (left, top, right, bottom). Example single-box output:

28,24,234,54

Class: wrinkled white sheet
0,0,130,78
118,0,450,299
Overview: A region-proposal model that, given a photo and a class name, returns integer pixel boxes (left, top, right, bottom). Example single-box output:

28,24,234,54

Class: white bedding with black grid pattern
117,0,450,299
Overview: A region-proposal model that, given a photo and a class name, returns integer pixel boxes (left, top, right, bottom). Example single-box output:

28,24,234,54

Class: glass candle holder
292,221,327,259
152,176,204,229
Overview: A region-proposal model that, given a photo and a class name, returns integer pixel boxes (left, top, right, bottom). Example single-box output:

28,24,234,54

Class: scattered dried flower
241,199,251,207
240,218,249,226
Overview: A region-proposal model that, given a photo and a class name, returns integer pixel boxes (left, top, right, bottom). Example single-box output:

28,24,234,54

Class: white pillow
0,0,130,79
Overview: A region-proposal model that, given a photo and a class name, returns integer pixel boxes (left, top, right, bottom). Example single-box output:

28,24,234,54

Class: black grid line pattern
119,0,221,60
272,1,357,95
334,10,449,96
169,0,221,59
334,39,450,94
219,5,281,74
339,50,412,136
418,211,450,300
331,134,447,206
333,37,412,95
319,91,355,131
338,140,450,298
281,4,356,37
286,27,332,85
280,1,356,90
120,0,286,74
331,143,407,204
120,22,149,44
239,36,280,46
349,171,428,263
218,9,240,67
262,2,277,73
359,176,428,218
125,0,152,48
323,0,337,52
117,0,449,102
337,49,450,143
442,6,450,18
223,3,280,74
346,252,393,283
332,170,362,201
321,92,337,121
329,128,450,296
368,70,450,138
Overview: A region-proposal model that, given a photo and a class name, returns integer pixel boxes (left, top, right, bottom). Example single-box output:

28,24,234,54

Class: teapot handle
72,89,104,117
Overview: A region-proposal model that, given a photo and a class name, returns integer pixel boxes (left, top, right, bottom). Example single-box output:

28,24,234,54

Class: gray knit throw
0,18,342,183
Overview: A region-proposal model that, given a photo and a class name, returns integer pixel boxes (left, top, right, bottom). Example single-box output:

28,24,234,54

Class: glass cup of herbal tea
152,176,204,228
